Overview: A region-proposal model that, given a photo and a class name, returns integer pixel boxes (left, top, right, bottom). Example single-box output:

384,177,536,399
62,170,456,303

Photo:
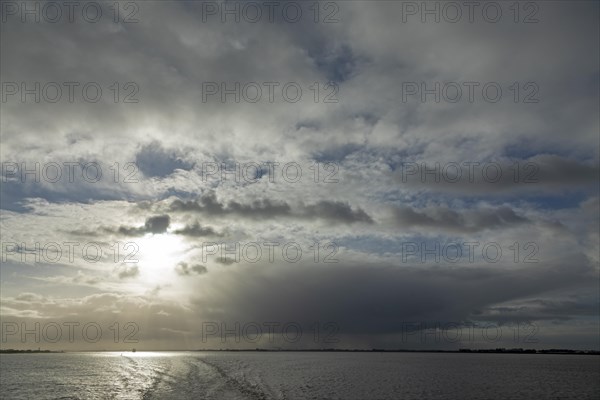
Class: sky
0,0,598,351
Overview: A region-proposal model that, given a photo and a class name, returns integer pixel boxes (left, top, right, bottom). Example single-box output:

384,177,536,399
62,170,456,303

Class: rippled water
1,352,598,399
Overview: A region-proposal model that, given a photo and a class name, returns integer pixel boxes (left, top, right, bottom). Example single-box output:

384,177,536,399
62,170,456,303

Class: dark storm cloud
391,205,529,233
191,255,596,337
169,192,373,224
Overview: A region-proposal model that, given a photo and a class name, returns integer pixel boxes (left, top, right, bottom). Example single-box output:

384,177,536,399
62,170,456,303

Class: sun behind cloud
134,232,190,285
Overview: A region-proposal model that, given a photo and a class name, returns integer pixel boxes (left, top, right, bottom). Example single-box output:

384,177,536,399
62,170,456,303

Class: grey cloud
135,141,193,178
303,200,373,224
169,192,292,218
215,257,237,266
14,293,45,302
173,222,222,237
0,174,141,213
533,155,600,185
116,265,140,279
309,43,363,83
1,0,598,350
144,215,171,233
175,262,207,276
118,215,171,236
392,205,529,233
65,271,102,286
392,155,599,196
32,272,102,286
169,192,372,224
311,143,366,163
475,293,600,324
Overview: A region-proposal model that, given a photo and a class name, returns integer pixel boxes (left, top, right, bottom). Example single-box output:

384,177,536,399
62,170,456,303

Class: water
1,352,598,399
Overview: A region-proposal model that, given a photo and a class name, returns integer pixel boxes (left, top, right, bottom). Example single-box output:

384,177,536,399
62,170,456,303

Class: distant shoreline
2,348,599,355
0,349,64,354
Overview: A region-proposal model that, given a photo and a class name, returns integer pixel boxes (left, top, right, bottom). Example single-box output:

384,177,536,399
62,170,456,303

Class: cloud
391,155,599,196
170,192,292,218
0,0,597,350
2,255,597,350
14,293,45,302
187,256,597,341
302,200,373,224
215,257,237,266
174,262,207,276
475,291,600,323
135,141,193,178
309,43,363,83
169,192,372,224
173,222,222,237
117,215,171,236
116,265,140,279
391,205,529,233
144,215,171,233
